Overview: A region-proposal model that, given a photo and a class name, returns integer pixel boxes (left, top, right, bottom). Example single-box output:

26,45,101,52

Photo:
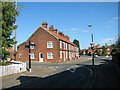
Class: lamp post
88,25,94,65
25,40,36,72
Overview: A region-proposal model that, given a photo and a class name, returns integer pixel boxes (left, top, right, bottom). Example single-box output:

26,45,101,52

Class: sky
13,2,119,49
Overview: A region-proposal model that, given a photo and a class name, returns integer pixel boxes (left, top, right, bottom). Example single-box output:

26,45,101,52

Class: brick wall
16,27,59,62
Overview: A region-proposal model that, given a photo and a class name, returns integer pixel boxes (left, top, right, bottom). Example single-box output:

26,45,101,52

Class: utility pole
14,0,17,60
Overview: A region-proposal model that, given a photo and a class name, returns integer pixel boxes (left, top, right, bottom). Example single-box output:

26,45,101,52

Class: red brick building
16,22,79,62
81,43,113,55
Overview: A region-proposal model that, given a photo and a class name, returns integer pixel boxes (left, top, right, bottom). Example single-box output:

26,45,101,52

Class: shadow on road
6,66,92,89
85,59,120,88
4,58,120,89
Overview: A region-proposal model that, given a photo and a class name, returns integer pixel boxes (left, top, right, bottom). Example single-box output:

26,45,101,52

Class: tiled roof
40,26,78,47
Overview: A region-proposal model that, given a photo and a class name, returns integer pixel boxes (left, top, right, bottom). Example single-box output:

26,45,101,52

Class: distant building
80,49,86,55
16,22,79,62
81,43,113,56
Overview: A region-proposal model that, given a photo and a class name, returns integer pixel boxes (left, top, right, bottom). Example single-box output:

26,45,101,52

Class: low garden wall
0,61,26,76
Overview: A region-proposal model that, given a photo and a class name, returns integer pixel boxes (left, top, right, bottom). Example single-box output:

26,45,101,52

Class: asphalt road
7,56,120,88
8,65,93,88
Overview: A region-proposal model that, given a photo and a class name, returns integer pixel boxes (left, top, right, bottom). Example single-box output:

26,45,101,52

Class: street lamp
25,40,36,72
88,25,94,65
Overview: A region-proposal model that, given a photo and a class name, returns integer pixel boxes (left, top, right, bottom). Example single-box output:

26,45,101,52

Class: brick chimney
58,31,64,36
105,43,107,46
65,35,69,40
49,25,57,34
42,22,48,28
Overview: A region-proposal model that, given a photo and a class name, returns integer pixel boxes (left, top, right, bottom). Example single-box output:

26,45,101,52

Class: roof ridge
40,26,78,47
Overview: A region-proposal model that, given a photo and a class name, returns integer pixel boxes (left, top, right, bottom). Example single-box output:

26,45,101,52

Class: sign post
25,40,36,72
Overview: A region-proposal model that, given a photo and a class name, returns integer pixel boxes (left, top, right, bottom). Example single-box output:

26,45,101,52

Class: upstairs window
66,43,67,50
60,41,62,49
47,41,53,48
63,42,65,49
107,48,110,51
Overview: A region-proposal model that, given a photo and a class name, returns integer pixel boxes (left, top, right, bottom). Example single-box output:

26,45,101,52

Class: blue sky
14,2,119,49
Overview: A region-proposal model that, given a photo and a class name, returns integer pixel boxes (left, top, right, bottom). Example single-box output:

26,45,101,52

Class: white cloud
99,37,118,45
112,17,120,20
71,28,80,31
109,20,116,23
82,30,88,32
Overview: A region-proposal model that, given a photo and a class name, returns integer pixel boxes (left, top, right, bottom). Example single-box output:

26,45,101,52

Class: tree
102,46,106,56
1,2,22,60
112,36,120,64
73,39,80,55
112,36,120,55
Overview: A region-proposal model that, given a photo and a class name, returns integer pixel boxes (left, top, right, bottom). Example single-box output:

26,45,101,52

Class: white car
94,55,98,58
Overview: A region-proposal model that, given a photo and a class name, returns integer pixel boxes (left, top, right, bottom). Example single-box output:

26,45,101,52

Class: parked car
94,55,98,58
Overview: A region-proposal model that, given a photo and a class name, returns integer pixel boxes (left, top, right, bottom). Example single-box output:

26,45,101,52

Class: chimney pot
42,22,48,28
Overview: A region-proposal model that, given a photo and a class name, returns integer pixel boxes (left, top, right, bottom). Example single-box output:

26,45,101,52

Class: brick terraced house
16,22,79,63
80,43,113,56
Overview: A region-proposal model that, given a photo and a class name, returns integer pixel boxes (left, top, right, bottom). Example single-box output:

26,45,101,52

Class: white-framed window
66,43,67,50
63,42,65,49
66,51,67,58
47,41,53,48
19,54,22,58
60,41,62,49
72,52,73,57
69,44,70,50
30,43,35,49
107,48,110,51
47,52,53,59
69,52,71,59
108,52,110,55
30,53,35,59
60,51,62,59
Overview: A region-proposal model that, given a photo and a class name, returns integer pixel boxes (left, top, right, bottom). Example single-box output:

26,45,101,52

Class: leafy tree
85,50,88,55
73,39,80,55
112,36,120,55
1,2,22,60
102,46,106,56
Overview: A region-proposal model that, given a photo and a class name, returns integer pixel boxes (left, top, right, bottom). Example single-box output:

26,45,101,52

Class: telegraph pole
14,0,17,60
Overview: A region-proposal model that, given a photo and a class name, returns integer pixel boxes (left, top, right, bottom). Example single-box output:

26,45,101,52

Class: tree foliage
1,2,21,59
102,46,106,56
73,39,80,55
73,39,80,48
112,36,120,55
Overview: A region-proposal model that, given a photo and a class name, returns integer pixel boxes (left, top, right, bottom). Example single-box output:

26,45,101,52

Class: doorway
39,53,43,62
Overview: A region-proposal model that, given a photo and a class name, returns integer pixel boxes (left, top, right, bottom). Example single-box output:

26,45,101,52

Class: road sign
90,43,95,46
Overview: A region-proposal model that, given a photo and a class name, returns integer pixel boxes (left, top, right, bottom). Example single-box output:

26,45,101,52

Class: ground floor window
19,54,22,58
60,51,62,59
66,51,67,58
30,53,35,59
47,52,53,59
